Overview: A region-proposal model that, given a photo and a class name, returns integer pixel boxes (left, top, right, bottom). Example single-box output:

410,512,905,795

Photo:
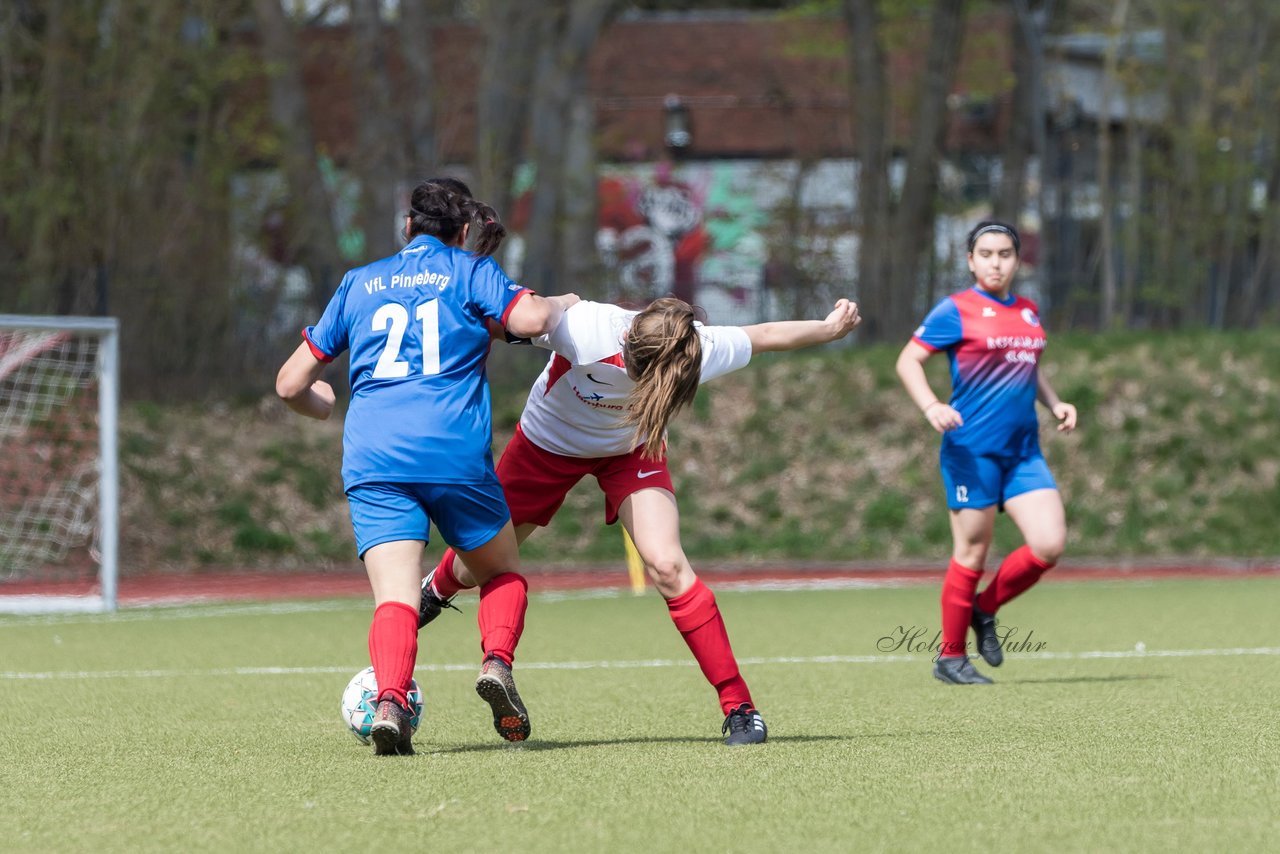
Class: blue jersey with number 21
304,234,529,490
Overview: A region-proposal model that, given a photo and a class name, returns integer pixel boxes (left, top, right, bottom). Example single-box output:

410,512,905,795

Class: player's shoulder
1010,293,1041,314
555,301,630,359
570,299,632,318
566,300,634,331
948,287,984,307
921,291,965,319
694,320,747,346
341,254,387,283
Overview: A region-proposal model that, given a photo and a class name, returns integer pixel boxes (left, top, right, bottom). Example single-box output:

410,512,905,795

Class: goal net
0,316,119,613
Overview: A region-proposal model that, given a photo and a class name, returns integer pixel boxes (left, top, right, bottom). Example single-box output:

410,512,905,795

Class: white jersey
521,300,753,458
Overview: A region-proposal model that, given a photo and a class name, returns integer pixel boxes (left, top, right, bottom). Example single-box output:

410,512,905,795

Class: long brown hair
623,298,703,460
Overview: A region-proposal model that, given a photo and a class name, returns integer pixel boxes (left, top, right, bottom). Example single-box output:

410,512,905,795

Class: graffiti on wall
591,160,812,324
587,160,860,323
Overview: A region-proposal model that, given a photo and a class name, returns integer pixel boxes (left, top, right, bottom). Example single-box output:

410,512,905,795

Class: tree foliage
3,0,1280,398
0,0,262,395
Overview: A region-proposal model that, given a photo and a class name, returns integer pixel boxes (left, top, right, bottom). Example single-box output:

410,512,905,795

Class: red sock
430,550,468,599
976,545,1054,614
667,579,753,716
477,573,528,665
367,601,418,707
940,559,983,658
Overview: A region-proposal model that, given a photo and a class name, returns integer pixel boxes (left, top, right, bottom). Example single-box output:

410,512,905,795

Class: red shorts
496,424,675,527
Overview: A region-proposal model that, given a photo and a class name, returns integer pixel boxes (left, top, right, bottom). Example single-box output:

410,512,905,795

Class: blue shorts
346,476,510,559
939,447,1057,511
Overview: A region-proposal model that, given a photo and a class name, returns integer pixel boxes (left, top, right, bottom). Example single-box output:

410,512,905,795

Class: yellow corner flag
622,527,646,595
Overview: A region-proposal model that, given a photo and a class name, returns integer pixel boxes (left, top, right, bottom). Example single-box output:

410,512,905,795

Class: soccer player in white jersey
419,295,861,745
275,180,576,755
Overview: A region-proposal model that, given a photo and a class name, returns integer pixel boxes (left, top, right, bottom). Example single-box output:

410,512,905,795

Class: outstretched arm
505,292,580,339
275,342,336,420
741,299,861,353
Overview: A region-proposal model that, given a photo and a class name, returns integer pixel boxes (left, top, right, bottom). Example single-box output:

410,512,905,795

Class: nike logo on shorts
637,470,662,479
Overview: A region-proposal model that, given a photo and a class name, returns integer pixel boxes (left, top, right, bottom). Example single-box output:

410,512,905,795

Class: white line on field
2,646,1278,681
0,600,357,626
1,576,1197,626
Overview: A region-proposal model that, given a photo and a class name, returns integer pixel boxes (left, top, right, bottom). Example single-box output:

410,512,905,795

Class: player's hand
1052,401,1077,432
825,298,861,340
552,292,582,310
924,401,963,433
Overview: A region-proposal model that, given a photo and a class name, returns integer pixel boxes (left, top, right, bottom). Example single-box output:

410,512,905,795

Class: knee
1027,536,1064,568
952,545,988,571
644,555,686,590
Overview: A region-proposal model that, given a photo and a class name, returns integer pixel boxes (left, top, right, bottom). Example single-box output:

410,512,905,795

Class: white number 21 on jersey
371,301,441,378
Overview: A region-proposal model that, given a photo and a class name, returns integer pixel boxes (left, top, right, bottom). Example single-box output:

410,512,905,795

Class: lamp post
663,94,692,153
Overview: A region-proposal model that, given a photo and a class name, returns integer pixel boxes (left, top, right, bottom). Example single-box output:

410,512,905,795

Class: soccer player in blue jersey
275,180,576,754
896,220,1077,685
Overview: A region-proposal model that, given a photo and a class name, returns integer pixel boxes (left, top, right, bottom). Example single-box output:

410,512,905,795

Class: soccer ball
340,666,424,745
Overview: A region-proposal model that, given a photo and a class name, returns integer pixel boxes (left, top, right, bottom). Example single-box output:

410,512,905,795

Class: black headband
970,224,1020,252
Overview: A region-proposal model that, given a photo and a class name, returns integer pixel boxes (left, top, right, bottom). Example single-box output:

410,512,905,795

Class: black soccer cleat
369,698,416,756
933,655,994,685
971,602,1004,667
721,704,768,746
475,655,531,742
418,569,461,629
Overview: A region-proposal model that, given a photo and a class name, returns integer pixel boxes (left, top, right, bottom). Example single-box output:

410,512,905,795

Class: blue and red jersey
304,234,530,490
912,286,1047,457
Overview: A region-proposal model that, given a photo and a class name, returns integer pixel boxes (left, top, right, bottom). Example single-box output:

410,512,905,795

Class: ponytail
463,199,507,257
622,298,703,460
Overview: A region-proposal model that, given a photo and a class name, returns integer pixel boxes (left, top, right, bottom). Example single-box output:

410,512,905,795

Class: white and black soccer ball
340,666,424,745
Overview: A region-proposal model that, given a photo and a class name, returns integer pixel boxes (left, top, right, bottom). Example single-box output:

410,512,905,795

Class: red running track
2,561,1277,607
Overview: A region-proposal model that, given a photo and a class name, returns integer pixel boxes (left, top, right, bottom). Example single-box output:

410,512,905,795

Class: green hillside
117,329,1280,573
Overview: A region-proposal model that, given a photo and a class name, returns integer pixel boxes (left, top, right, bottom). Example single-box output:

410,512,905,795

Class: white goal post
0,315,119,613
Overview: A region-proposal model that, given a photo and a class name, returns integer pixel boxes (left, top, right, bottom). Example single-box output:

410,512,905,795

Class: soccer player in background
419,295,862,745
275,179,576,754
896,220,1077,685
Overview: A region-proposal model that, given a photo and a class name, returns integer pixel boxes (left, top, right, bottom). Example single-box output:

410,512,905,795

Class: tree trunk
888,0,968,339
350,0,404,261
0,1,18,160
250,0,344,312
522,0,619,296
1096,0,1128,330
396,0,450,177
1119,121,1141,327
475,0,541,239
1243,154,1280,327
561,59,605,300
842,0,891,341
1013,0,1052,314
26,0,67,304
995,11,1031,225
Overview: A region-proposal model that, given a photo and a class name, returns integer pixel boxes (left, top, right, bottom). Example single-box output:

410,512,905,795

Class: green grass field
2,576,1277,853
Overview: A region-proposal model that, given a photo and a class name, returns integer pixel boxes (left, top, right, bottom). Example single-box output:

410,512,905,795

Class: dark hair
464,199,507,257
966,220,1021,255
431,176,473,198
406,180,470,246
411,176,507,257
